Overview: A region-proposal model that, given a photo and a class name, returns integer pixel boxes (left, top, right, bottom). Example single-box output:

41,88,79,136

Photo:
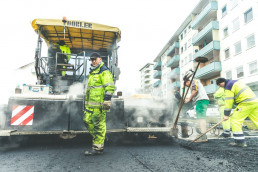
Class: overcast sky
0,0,200,103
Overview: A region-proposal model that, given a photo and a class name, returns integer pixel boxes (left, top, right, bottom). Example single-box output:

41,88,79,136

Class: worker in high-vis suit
216,78,258,147
84,52,115,155
57,40,71,76
214,87,231,138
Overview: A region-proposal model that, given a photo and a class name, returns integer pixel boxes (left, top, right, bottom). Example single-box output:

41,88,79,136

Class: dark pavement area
0,134,257,172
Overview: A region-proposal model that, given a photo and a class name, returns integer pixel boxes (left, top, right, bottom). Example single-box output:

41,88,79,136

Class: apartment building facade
140,63,154,94
152,0,258,100
218,0,258,95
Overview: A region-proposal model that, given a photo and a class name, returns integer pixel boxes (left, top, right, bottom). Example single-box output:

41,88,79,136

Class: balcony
144,73,151,78
165,55,180,68
192,21,219,46
167,68,180,79
144,78,151,83
144,83,152,88
153,80,161,88
204,83,219,95
166,42,179,56
153,61,162,70
192,1,218,30
153,71,162,79
169,81,181,89
193,41,220,60
195,62,221,79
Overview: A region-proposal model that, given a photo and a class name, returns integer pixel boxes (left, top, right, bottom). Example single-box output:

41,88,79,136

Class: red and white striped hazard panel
11,105,34,126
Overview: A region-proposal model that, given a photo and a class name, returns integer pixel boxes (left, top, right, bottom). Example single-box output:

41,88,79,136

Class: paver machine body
0,18,124,138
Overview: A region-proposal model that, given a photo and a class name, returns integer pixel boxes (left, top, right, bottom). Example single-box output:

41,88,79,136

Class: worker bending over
216,78,258,147
183,70,209,142
214,87,231,138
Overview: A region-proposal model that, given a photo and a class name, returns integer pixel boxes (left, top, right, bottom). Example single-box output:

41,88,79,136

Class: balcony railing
192,21,219,46
195,62,221,79
204,83,219,95
153,61,162,70
167,68,180,79
153,71,162,79
153,80,161,87
165,55,180,68
166,42,179,56
170,81,181,89
193,41,220,60
192,1,218,30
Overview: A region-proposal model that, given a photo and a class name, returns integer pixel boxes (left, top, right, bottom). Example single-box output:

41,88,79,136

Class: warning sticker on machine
11,105,34,125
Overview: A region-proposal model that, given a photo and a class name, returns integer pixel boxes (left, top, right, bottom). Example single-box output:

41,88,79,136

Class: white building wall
218,0,258,87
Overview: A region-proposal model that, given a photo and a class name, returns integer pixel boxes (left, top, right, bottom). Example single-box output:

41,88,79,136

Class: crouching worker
84,52,115,155
216,78,258,147
183,70,209,142
214,87,231,138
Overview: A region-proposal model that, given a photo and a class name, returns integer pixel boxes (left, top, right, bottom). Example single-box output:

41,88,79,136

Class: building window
236,66,244,78
226,71,232,80
230,0,238,9
225,48,230,59
249,61,257,75
188,25,191,32
184,43,187,51
222,5,227,17
244,8,253,24
232,17,240,32
180,34,183,40
234,41,242,55
223,27,228,38
181,47,184,53
246,34,255,49
184,29,187,35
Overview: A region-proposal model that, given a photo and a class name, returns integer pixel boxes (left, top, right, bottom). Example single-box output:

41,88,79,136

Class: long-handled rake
170,56,208,137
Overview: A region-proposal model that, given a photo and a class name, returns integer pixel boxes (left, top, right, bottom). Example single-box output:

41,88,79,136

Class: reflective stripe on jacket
85,62,115,108
224,80,257,116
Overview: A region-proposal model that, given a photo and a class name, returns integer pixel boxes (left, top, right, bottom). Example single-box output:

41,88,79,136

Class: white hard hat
183,70,194,82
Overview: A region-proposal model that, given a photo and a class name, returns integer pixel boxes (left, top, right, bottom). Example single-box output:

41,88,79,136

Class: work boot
195,134,208,143
84,149,103,156
228,142,247,148
219,132,231,138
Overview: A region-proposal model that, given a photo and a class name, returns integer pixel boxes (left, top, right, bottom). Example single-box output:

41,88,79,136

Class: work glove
103,101,111,110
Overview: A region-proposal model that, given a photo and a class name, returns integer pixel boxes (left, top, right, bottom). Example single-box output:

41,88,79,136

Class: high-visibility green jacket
214,87,225,106
85,62,115,108
59,45,71,61
224,80,258,116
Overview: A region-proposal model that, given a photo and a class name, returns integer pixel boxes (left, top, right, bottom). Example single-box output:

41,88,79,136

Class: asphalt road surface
0,134,257,172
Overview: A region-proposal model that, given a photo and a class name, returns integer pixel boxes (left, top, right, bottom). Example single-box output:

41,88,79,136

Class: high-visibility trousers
231,101,258,143
83,107,106,148
219,105,231,130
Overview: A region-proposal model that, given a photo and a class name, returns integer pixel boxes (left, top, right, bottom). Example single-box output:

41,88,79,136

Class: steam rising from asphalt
123,96,174,127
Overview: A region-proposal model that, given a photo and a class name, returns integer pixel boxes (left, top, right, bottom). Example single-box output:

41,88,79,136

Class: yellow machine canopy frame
32,18,121,53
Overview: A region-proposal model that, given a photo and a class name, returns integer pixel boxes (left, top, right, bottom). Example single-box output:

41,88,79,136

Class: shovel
190,118,227,144
179,117,230,150
170,56,208,137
